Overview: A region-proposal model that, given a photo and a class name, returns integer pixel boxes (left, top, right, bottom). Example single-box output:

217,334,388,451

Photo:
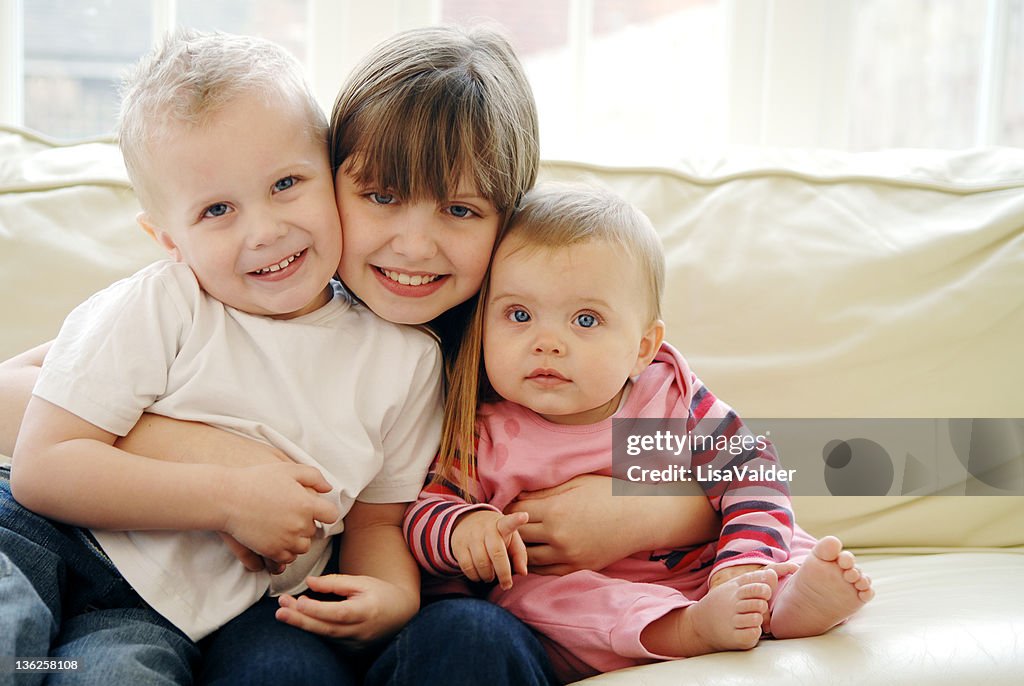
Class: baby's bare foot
769,536,874,639
643,569,777,657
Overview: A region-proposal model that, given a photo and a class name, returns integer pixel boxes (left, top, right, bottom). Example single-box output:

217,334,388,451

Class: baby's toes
854,573,872,592
836,550,856,570
737,581,774,601
841,565,862,584
737,597,769,617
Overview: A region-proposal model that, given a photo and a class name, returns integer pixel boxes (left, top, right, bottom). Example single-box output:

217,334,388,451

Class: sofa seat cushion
574,551,1024,685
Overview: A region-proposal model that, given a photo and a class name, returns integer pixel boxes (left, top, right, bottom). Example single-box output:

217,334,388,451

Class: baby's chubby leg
640,569,777,658
768,535,874,639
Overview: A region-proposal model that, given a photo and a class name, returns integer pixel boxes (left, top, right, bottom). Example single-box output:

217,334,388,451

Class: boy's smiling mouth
249,249,306,278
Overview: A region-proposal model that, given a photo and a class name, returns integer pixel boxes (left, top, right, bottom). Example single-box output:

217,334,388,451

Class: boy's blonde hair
438,182,666,494
118,28,326,210
330,25,539,219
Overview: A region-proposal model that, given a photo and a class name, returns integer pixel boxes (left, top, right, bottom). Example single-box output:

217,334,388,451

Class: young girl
0,26,721,686
406,183,875,683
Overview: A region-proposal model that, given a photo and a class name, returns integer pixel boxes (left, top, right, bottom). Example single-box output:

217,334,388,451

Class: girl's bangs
339,82,510,210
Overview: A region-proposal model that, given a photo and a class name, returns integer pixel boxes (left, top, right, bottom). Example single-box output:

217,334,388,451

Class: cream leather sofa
1,124,1022,684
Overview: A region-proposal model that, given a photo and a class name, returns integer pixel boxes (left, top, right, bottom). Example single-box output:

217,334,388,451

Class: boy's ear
631,319,666,377
137,212,182,262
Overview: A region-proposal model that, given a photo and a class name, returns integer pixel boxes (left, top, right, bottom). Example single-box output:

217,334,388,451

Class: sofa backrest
2,125,1021,550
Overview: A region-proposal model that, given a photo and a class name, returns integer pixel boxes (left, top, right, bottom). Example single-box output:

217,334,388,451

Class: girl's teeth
255,252,302,275
383,269,439,286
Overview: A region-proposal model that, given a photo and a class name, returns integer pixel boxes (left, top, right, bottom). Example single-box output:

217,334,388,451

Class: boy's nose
247,215,289,248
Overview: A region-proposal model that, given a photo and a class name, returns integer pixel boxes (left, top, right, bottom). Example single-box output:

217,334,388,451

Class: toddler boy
2,29,442,683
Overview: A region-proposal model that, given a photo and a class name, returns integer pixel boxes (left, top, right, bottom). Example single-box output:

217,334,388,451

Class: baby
406,182,873,682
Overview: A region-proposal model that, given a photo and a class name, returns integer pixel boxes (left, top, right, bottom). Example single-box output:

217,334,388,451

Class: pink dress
405,343,816,681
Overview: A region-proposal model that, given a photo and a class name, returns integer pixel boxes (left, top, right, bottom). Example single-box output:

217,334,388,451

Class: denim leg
198,594,359,686
0,552,50,686
366,597,558,686
47,607,198,686
0,467,197,685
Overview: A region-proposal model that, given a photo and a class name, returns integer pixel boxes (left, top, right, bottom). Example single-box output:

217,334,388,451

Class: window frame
0,0,1016,151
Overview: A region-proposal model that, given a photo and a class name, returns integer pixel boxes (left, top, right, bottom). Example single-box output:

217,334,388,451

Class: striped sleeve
402,458,500,577
687,380,795,573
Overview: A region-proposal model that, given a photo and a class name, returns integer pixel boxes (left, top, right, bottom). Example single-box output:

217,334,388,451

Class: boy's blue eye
274,176,296,192
575,313,598,328
509,309,530,323
370,192,395,205
203,203,230,218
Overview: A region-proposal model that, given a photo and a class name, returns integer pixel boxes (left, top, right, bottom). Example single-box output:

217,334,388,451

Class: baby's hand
276,574,419,646
451,510,529,590
219,462,339,566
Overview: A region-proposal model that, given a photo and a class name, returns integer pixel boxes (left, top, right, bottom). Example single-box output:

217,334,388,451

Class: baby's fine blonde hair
329,25,539,218
437,182,666,494
118,28,326,210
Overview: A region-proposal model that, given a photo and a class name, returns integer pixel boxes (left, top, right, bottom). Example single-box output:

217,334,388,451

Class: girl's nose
390,213,438,260
533,329,564,356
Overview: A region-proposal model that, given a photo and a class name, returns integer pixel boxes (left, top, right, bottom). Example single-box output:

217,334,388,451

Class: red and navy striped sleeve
686,380,795,572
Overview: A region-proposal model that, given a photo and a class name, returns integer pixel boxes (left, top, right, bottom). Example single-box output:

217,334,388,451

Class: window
2,0,1021,161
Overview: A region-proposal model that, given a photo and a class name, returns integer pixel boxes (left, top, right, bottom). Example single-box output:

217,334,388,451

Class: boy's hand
217,533,285,574
275,574,419,646
220,462,339,566
451,510,529,590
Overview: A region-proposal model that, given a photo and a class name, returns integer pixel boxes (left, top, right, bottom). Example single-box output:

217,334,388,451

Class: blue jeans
0,466,198,686
199,595,558,686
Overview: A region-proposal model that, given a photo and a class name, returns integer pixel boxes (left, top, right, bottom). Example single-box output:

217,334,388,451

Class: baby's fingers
508,530,529,578
489,536,515,590
455,543,491,583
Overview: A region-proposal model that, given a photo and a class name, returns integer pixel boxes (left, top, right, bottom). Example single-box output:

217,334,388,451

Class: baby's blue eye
510,309,530,323
203,203,230,218
575,313,598,328
274,176,296,192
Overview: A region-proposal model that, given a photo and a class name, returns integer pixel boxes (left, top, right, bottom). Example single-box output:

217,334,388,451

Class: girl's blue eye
203,203,230,218
274,176,296,192
370,192,395,205
575,313,598,328
448,204,473,218
509,309,530,323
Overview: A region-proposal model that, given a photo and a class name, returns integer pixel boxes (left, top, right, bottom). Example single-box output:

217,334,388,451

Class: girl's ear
137,212,183,262
631,319,666,377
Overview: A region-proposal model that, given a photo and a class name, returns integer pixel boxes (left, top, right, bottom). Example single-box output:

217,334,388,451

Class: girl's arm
506,474,720,575
0,341,48,457
276,501,422,645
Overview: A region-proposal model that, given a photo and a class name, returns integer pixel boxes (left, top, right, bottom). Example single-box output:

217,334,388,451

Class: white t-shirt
34,260,443,640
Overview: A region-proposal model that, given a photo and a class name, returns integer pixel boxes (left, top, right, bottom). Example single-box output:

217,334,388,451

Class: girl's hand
451,510,529,590
507,474,720,575
275,574,419,646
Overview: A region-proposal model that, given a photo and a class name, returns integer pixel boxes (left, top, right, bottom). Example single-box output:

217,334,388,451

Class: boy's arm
12,395,337,564
275,501,422,645
0,340,287,468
